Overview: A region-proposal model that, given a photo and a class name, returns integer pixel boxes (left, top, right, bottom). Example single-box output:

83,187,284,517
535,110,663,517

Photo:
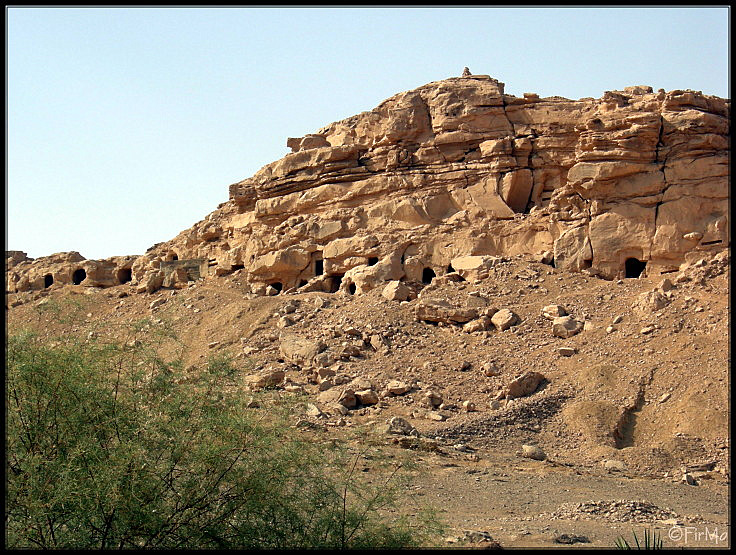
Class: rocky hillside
6,72,729,297
6,71,730,547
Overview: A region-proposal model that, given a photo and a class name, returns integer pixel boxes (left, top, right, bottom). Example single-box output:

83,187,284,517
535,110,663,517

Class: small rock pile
543,500,691,523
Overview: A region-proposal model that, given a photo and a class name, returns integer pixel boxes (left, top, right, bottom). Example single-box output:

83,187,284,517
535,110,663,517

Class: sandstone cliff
6,73,729,295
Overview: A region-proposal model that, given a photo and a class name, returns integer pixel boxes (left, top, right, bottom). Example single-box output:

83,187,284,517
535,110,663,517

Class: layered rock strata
6,74,729,295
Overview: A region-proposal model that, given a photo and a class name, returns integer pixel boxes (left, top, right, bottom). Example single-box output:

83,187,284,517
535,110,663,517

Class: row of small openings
295,258,647,294
314,257,376,277
44,268,90,287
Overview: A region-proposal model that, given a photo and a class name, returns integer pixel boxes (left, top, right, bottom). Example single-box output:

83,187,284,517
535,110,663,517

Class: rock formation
6,74,729,295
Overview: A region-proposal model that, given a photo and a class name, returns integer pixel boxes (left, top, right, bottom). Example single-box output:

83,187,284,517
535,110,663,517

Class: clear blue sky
6,6,730,260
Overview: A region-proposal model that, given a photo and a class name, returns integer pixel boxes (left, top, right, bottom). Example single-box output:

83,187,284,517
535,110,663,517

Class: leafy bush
5,330,440,549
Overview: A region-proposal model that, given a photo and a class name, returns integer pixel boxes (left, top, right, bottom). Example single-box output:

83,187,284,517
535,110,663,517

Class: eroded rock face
5,252,137,293
7,75,729,294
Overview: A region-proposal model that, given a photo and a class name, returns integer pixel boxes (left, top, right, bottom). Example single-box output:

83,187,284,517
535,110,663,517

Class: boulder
382,280,411,301
491,308,520,331
245,369,285,390
521,444,546,461
552,315,584,338
542,304,567,320
504,371,545,399
415,299,478,324
279,332,327,365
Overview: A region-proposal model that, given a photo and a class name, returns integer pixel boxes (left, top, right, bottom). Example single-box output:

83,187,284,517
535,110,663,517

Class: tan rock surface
7,74,728,295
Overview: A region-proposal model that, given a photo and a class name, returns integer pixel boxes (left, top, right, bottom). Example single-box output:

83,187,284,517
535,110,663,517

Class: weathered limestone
7,75,728,294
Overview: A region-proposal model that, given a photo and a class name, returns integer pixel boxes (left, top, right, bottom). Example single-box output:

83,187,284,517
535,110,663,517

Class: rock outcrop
6,74,729,295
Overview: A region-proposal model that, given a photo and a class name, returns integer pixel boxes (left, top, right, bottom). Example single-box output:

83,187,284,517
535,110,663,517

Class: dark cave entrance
625,258,647,279
327,274,344,294
44,274,54,288
72,268,86,285
368,257,379,266
422,267,436,284
270,282,283,293
315,259,324,276
117,268,132,284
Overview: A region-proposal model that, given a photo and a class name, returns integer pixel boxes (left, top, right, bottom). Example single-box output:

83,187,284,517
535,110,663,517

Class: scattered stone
554,534,590,544
481,361,501,376
539,250,554,265
149,298,166,310
604,459,627,472
369,334,389,352
277,315,295,328
634,289,670,313
415,299,478,324
245,369,285,390
387,416,416,435
463,316,492,333
462,530,495,543
491,308,520,331
455,360,472,372
682,472,698,486
355,389,379,406
557,346,576,357
542,304,567,319
305,403,324,418
325,402,349,416
504,371,545,399
658,278,674,292
386,380,411,395
279,332,327,365
318,378,335,391
423,390,443,409
552,315,584,338
544,500,685,523
521,444,546,460
318,387,357,409
382,280,410,302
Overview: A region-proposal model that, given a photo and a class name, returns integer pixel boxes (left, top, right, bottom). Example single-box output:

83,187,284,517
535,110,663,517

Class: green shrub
5,331,440,549
615,528,664,549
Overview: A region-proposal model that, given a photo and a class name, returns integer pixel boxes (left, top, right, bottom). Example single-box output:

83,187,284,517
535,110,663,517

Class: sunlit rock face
7,75,729,294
